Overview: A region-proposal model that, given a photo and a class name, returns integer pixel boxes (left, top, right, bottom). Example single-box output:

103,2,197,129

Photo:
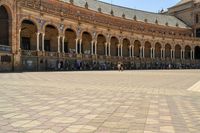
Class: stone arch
97,34,106,55
0,4,12,46
185,45,191,59
195,46,200,59
64,26,77,35
44,24,59,52
20,17,39,31
80,30,93,39
20,19,38,50
43,22,59,33
165,43,171,58
110,36,119,56
82,31,92,54
144,41,151,58
64,28,77,53
155,42,161,58
134,40,141,58
122,38,130,57
175,44,181,59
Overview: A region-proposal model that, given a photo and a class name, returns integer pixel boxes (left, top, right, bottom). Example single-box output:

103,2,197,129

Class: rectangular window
1,55,11,63
21,37,31,50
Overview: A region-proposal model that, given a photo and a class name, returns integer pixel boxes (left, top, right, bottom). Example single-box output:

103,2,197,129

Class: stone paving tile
0,70,200,133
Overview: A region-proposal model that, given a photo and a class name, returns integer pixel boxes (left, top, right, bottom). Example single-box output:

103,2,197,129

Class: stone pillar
91,41,94,55
150,48,153,58
117,45,120,57
108,43,111,56
36,32,40,51
57,36,60,53
132,46,134,57
182,50,185,60
42,33,45,52
75,38,78,54
79,39,82,54
105,43,108,56
121,45,123,57
170,49,173,59
140,46,143,58
163,49,165,59
143,46,145,58
193,49,195,59
95,41,97,55
153,48,155,58
62,37,65,53
129,46,132,57
18,29,21,50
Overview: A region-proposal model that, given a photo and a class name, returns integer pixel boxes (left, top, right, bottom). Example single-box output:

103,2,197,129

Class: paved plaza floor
0,70,200,133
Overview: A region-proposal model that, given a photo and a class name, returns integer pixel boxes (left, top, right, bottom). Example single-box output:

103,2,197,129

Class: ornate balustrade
45,52,58,57
82,54,92,59
65,53,76,58
21,50,37,56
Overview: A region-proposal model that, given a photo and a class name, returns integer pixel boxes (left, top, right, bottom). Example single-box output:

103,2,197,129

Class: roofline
59,0,190,29
96,0,161,15
168,1,193,9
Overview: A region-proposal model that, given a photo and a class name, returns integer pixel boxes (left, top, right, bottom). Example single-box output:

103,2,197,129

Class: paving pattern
0,70,200,133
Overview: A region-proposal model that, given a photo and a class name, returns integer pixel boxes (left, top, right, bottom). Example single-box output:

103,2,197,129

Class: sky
99,0,180,13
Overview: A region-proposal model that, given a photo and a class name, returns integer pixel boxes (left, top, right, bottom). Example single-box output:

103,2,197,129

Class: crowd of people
45,60,200,71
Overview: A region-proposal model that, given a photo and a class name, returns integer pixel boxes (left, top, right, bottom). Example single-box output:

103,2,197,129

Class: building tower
168,0,200,37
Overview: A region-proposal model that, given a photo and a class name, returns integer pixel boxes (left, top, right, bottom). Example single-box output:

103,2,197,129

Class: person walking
120,63,124,71
117,63,121,71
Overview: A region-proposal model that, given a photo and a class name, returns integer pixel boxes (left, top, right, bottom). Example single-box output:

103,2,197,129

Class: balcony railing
21,50,37,56
0,45,11,52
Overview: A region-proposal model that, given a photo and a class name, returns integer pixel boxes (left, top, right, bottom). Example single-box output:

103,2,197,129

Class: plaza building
1,0,200,71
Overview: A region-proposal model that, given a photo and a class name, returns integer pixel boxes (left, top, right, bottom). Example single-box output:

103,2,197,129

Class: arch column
140,46,144,58
151,47,155,59
191,48,194,60
105,42,108,56
117,44,120,57
62,36,65,53
36,32,40,51
181,49,185,60
120,45,123,57
57,36,61,53
132,46,134,58
75,38,79,54
193,48,195,59
91,41,94,55
79,39,82,54
129,46,132,57
170,49,173,59
18,29,21,51
42,33,45,52
108,43,111,56
95,41,97,55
